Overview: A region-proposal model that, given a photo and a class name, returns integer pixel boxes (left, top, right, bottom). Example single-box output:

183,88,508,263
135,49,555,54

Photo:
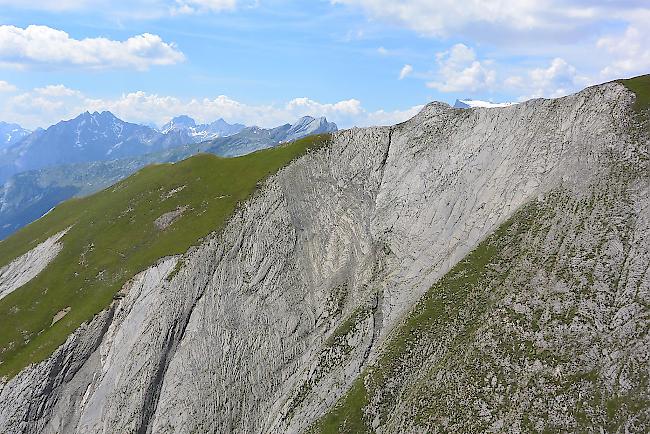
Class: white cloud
597,12,650,79
506,57,590,100
0,80,17,92
332,0,543,36
0,25,185,70
0,85,424,130
0,0,243,17
364,104,424,126
34,84,83,97
426,44,495,92
331,0,650,37
0,0,92,11
399,64,413,80
172,0,237,14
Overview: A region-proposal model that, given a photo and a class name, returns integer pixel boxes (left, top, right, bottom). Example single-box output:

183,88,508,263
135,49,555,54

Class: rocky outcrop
0,229,68,300
0,82,647,433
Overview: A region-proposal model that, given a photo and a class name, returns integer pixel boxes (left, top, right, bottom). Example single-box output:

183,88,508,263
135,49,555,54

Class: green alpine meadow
0,134,330,378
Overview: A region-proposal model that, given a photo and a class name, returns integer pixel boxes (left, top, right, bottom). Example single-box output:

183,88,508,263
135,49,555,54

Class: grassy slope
0,134,330,379
618,74,650,113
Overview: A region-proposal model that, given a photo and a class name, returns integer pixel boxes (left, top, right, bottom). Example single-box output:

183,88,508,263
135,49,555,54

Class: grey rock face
0,229,68,300
376,176,650,432
0,82,647,433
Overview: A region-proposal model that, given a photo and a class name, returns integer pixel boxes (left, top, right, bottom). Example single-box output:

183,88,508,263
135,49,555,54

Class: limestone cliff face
0,82,647,433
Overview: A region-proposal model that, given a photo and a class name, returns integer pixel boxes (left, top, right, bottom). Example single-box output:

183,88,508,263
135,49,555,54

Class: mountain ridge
0,114,336,239
0,111,163,182
0,122,31,149
206,115,337,156
0,76,647,433
160,115,245,140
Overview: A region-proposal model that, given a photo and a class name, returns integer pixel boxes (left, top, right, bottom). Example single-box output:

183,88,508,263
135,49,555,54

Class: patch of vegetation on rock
311,167,648,432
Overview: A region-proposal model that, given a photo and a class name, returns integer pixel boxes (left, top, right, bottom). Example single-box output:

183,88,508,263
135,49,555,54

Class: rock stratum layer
0,81,648,433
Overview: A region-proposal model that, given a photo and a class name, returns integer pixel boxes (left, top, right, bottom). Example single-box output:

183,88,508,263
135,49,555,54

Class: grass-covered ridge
0,134,330,379
618,74,650,113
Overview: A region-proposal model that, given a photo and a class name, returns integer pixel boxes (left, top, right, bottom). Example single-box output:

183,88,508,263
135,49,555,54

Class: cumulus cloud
0,25,185,70
34,84,83,97
0,80,16,92
0,85,424,130
597,12,650,79
506,58,591,100
332,0,547,36
331,0,649,37
172,0,237,14
426,44,495,92
0,0,245,17
364,104,424,126
0,0,93,11
399,64,413,80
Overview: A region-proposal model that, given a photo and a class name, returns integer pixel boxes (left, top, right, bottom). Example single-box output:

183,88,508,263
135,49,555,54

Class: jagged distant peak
162,115,197,133
161,115,245,138
288,115,336,132
65,110,123,125
0,121,31,147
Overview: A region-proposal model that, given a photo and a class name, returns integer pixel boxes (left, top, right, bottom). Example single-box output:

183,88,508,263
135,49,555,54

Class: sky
0,0,648,130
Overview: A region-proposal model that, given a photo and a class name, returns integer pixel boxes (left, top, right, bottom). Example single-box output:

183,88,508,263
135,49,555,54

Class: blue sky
0,0,648,129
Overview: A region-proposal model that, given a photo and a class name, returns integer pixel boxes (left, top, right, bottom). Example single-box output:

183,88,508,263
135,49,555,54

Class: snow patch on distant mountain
161,115,245,141
0,122,31,148
453,99,516,109
0,111,169,183
161,115,196,133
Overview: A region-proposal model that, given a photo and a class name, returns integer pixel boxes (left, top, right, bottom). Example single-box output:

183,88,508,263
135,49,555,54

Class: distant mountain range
206,116,338,156
0,121,31,148
0,113,337,239
0,112,247,183
161,115,245,141
0,145,204,240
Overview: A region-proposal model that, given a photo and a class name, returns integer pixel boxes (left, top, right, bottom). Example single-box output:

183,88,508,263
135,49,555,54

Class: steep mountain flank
0,78,648,433
312,181,649,432
0,135,329,380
